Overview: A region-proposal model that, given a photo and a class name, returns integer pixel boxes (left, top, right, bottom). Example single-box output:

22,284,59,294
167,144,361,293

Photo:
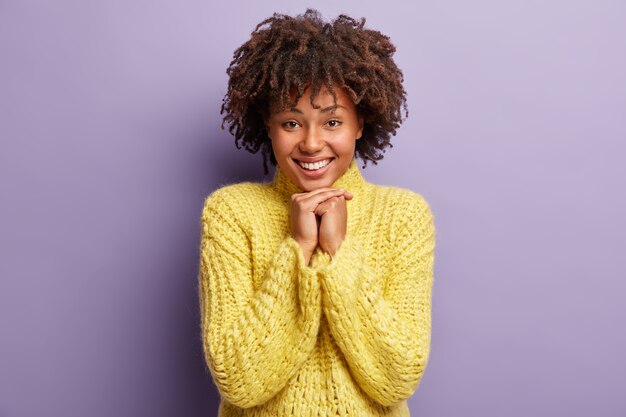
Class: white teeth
297,159,331,170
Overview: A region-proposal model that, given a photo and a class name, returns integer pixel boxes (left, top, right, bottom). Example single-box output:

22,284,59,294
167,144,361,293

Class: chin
299,179,335,192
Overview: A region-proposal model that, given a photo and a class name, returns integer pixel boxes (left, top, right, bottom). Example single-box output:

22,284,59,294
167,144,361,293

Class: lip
293,157,334,163
293,158,334,179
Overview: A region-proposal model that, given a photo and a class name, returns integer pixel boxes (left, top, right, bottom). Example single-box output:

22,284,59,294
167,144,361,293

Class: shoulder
364,183,435,246
368,183,434,221
200,182,279,243
201,181,276,227
202,181,272,212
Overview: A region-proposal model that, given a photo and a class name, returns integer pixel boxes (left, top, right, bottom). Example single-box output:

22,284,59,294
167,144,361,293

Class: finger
296,189,349,209
315,204,330,216
314,195,345,216
309,191,352,209
293,187,346,200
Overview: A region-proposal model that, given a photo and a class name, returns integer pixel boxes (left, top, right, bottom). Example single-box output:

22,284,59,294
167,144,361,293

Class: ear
264,119,272,139
356,115,364,140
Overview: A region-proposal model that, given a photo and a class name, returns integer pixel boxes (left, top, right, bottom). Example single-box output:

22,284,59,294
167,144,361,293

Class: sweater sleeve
197,193,322,408
315,194,435,407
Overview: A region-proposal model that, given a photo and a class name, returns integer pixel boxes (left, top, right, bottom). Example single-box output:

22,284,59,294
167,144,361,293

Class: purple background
1,1,625,416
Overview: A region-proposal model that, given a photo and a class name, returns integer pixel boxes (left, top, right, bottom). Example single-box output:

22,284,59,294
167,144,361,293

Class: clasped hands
290,188,353,265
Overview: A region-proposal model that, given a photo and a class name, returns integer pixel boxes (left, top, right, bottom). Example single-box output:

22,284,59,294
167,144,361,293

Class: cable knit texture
198,159,436,416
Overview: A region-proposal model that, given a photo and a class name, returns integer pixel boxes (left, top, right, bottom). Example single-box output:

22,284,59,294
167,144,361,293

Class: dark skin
266,86,363,264
221,10,408,174
290,188,353,265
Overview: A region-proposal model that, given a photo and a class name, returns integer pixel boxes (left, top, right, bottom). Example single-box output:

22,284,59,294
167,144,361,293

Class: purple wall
1,1,625,416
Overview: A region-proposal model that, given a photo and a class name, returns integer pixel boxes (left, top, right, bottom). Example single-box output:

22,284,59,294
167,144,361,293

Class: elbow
371,367,427,407
393,345,430,401
214,381,264,409
371,349,430,407
206,359,272,409
203,348,270,409
204,341,287,409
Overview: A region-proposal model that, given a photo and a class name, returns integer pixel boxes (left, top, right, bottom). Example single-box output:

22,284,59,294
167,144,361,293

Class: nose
299,127,324,154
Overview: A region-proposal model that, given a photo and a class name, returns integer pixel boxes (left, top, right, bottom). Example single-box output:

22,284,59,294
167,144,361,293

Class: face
266,86,364,192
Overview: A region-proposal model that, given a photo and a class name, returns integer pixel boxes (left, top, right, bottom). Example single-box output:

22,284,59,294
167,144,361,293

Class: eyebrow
286,104,347,114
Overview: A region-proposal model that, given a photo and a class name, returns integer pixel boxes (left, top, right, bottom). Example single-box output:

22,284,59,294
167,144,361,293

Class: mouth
294,158,333,171
292,158,334,179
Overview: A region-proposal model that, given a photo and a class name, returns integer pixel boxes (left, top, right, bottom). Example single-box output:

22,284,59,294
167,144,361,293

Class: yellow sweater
198,159,436,417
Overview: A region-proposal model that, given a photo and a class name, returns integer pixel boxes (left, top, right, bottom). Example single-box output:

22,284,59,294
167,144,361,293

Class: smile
296,159,332,171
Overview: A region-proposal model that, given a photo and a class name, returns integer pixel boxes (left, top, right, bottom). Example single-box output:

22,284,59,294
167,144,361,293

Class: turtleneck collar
272,158,366,199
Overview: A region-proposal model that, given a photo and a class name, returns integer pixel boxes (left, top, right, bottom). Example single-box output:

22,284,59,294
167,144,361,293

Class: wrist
322,244,339,258
294,239,316,264
320,235,344,258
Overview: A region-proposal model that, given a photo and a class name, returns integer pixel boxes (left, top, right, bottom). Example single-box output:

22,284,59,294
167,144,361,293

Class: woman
198,9,436,417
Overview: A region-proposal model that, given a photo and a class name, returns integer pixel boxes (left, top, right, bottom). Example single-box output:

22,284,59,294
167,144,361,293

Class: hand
290,188,352,264
314,191,353,257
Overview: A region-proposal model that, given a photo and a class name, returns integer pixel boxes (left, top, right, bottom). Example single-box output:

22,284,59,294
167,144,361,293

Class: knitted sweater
198,159,436,417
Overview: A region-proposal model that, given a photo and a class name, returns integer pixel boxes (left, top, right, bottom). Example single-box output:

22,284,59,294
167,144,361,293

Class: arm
315,195,436,406
197,195,322,408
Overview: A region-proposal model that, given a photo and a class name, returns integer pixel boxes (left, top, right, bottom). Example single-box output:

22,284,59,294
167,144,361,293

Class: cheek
335,135,357,154
270,135,294,158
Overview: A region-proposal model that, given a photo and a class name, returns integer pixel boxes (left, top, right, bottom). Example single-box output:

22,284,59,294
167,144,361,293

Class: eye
326,119,342,128
282,120,299,129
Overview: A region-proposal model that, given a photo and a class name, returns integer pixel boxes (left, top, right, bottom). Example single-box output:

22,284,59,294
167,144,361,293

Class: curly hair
220,8,408,174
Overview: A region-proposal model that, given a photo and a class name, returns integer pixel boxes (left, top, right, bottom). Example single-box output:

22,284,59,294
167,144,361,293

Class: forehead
277,85,355,112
